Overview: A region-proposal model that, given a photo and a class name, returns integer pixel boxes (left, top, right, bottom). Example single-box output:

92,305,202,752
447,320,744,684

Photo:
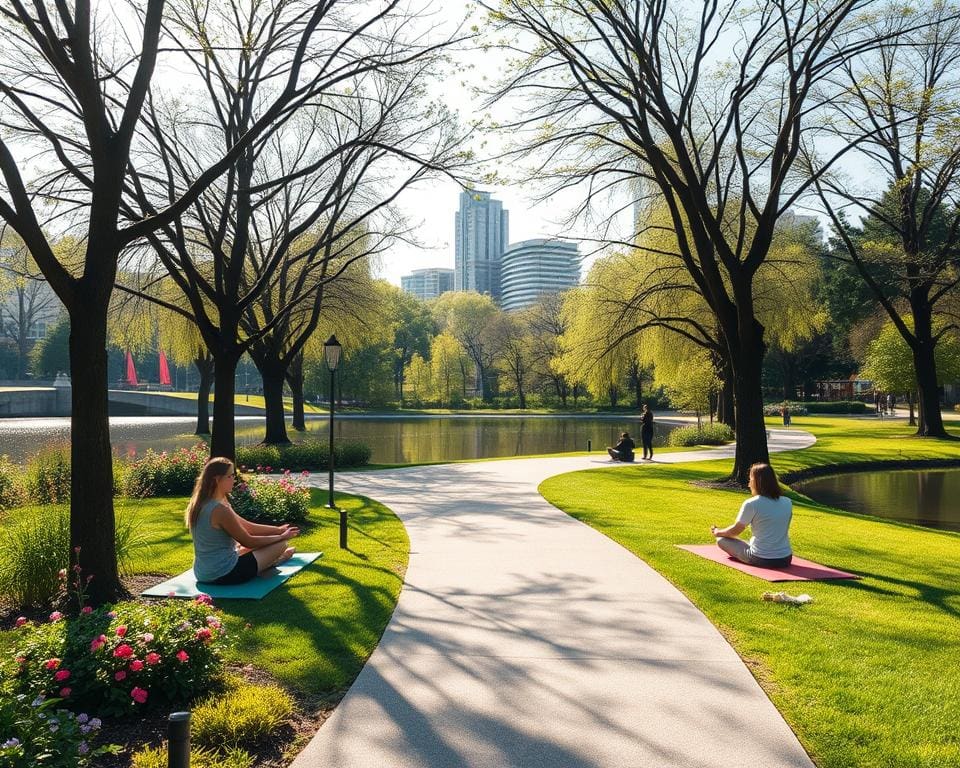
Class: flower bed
7,597,228,717
124,446,208,498
230,471,310,525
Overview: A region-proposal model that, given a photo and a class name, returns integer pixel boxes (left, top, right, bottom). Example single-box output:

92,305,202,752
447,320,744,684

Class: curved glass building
500,239,580,312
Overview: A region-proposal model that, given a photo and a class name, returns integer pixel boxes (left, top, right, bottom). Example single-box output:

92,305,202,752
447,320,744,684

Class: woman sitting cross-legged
711,462,792,568
185,457,299,585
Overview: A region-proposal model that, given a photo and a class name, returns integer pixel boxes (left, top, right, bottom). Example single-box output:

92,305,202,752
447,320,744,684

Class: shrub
192,680,294,749
0,686,117,768
131,744,253,768
235,440,370,472
230,472,310,525
26,444,71,504
763,402,809,417
668,423,735,447
8,597,228,717
124,446,208,498
805,400,869,414
0,454,27,510
0,506,143,607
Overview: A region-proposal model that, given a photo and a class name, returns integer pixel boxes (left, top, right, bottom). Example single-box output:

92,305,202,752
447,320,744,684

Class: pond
0,414,681,465
797,468,960,532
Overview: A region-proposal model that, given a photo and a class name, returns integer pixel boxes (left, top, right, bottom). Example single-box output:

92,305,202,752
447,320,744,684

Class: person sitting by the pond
607,432,636,462
710,462,793,568
640,404,655,460
185,457,299,585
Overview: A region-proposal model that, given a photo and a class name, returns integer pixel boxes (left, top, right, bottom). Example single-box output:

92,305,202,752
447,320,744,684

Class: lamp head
324,334,342,372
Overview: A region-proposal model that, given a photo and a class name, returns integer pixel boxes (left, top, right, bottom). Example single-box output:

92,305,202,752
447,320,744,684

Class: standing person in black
640,404,654,460
607,432,635,461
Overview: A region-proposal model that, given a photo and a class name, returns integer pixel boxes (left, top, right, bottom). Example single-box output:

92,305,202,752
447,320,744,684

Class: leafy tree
489,312,534,409
403,353,431,407
526,292,570,406
30,314,69,378
862,322,960,425
485,0,883,482
429,331,470,408
385,286,435,402
432,292,499,401
812,2,960,436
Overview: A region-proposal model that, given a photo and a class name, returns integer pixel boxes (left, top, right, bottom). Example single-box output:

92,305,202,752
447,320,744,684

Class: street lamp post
324,335,345,548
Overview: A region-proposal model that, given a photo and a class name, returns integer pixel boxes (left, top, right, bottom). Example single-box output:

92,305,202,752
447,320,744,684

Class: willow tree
811,1,960,436
486,0,899,482
0,1,337,600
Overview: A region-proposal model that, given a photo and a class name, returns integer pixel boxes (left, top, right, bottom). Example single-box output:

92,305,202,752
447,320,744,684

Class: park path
293,428,817,768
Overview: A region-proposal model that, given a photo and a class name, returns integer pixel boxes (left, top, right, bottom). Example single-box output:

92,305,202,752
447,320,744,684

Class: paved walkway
293,429,817,768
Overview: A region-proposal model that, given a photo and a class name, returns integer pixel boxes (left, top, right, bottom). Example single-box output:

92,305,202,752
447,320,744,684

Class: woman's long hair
749,463,782,500
185,457,234,529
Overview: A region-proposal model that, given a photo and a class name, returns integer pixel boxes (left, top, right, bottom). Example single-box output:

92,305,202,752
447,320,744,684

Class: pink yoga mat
676,544,861,582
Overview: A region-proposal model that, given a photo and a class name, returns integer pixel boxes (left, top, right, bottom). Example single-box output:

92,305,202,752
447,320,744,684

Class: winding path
293,428,817,768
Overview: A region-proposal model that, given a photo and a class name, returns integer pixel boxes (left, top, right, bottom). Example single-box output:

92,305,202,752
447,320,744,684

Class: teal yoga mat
141,552,323,600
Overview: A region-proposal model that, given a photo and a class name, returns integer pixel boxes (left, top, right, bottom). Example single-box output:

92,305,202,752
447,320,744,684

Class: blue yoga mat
141,552,323,600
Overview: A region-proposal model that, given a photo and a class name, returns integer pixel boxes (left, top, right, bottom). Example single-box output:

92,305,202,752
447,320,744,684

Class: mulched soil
2,573,342,767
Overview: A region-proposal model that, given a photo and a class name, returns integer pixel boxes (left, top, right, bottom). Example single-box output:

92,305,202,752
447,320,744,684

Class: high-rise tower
454,190,509,300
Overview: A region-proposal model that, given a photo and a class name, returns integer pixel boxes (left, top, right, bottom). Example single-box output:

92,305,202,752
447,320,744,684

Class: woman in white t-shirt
711,463,793,568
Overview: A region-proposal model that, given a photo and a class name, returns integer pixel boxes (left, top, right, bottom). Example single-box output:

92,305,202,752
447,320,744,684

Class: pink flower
167,590,176,597
115,625,127,638
195,593,213,606
141,633,154,643
113,644,133,659
59,687,71,698
114,670,126,681
90,634,106,652
176,650,189,663
107,611,117,618
129,659,144,672
44,658,61,671
49,611,63,622
15,656,26,665
265,466,272,473
195,627,212,642
54,669,70,682
206,616,221,629
14,617,27,628
81,606,93,614
145,652,160,666
130,687,148,705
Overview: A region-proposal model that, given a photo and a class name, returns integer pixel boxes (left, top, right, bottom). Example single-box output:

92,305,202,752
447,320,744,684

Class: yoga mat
676,545,860,582
141,552,323,600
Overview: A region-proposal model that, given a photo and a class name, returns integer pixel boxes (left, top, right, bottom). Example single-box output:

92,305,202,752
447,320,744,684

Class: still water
0,415,679,465
797,469,960,532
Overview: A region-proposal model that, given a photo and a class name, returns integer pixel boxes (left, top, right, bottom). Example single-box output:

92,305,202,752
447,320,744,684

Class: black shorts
210,552,258,585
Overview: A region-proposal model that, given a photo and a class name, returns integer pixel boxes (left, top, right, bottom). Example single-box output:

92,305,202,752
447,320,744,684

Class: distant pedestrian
640,404,654,460
874,390,882,414
780,403,791,427
887,393,895,415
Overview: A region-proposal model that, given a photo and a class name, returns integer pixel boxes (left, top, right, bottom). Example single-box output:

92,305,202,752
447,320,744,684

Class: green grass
1,490,408,702
539,416,960,768
134,391,327,415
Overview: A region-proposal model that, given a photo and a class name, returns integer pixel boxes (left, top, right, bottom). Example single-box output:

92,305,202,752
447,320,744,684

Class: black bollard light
587,439,592,452
168,711,191,768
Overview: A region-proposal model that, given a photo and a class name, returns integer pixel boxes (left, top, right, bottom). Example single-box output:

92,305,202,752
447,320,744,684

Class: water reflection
797,469,960,531
0,415,678,465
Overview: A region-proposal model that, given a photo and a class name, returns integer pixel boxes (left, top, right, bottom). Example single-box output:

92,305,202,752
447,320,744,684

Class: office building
500,239,580,312
400,268,454,301
454,190,509,300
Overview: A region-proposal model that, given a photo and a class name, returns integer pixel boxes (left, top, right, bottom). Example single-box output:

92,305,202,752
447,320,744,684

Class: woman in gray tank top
710,462,793,568
185,457,300,585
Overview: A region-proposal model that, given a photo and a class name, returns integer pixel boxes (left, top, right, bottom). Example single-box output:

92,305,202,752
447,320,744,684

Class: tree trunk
68,302,123,603
287,356,306,432
260,368,291,444
517,381,526,409
210,354,239,459
634,366,643,409
908,391,916,426
911,330,946,437
194,354,214,436
718,360,736,428
724,296,769,484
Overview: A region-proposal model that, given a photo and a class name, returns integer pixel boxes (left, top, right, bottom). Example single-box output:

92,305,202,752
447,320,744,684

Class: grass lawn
135,390,328,415
540,416,960,768
1,489,409,704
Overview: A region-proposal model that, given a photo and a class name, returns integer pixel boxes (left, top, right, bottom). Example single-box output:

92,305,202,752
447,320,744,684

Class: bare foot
274,547,295,567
